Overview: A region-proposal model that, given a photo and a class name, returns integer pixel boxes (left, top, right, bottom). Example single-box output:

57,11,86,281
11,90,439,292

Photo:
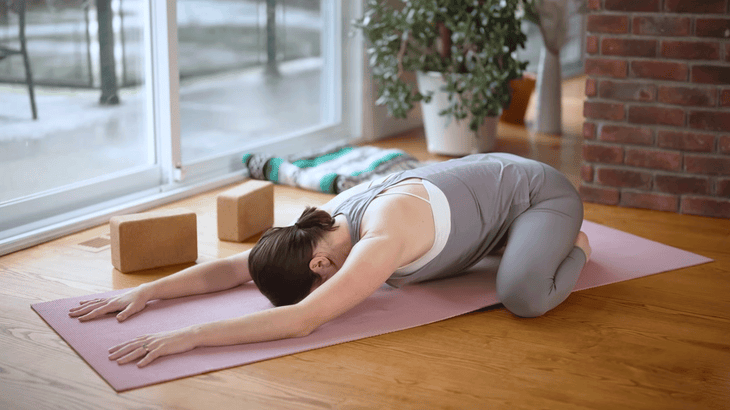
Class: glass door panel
0,0,152,203
0,0,157,245
176,0,328,164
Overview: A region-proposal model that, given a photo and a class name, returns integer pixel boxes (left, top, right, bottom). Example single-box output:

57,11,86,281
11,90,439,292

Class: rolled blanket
242,144,425,194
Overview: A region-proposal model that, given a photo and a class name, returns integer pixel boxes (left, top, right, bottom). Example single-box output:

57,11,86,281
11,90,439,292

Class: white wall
358,0,424,142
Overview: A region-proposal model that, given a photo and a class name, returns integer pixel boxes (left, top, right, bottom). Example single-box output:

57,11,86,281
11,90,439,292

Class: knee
496,278,549,318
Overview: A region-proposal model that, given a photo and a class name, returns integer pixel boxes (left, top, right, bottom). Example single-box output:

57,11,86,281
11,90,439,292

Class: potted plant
353,0,529,156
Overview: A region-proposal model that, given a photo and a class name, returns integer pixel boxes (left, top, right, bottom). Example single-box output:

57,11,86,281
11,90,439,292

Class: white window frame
0,0,363,256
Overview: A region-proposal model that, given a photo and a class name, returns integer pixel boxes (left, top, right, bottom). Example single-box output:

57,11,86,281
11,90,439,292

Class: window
0,0,361,255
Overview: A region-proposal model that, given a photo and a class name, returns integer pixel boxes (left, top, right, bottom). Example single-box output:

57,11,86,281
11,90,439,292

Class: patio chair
0,0,37,119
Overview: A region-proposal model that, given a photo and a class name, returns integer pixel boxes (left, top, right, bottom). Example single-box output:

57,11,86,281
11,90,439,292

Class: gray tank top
333,153,547,288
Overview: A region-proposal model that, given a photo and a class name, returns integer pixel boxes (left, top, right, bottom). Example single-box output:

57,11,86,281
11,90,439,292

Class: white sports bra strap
375,191,431,204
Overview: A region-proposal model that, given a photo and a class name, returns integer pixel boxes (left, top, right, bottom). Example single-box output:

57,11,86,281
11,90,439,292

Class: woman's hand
68,285,154,322
108,327,198,367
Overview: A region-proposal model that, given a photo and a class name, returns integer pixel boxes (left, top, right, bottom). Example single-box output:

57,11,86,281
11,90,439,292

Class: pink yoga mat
32,221,712,392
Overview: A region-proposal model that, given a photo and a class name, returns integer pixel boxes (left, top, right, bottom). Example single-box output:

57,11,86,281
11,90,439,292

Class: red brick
581,164,595,182
692,65,730,85
681,196,730,218
599,125,654,145
720,136,730,154
587,15,630,33
580,184,620,205
661,41,720,60
602,38,657,58
685,154,730,175
665,0,726,14
599,80,656,102
657,131,716,152
657,85,717,107
633,16,690,36
605,0,660,12
625,148,682,171
583,122,597,139
630,61,688,82
583,142,625,164
628,106,685,127
586,36,599,54
585,78,598,97
695,18,730,38
584,101,626,121
586,58,628,78
717,178,730,197
725,43,730,63
655,174,712,195
620,191,679,212
596,167,653,189
587,0,601,10
721,89,730,107
688,110,730,132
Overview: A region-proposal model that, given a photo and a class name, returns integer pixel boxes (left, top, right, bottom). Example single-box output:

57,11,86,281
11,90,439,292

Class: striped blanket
242,145,425,194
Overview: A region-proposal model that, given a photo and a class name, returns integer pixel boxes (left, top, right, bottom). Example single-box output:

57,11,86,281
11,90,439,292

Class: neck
327,215,352,268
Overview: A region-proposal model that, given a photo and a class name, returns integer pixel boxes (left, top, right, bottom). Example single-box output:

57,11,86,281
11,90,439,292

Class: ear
309,256,330,292
309,255,331,274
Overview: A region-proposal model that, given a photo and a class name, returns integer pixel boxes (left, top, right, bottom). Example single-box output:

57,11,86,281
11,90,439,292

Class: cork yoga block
110,209,198,273
217,180,274,242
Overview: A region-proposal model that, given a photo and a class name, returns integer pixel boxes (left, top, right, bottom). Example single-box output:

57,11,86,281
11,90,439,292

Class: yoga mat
32,221,712,392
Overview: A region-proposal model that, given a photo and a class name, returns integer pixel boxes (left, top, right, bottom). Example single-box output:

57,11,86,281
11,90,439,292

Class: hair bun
295,206,335,231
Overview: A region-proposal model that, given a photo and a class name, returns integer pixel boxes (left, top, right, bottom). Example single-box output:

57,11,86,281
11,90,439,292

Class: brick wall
581,0,730,218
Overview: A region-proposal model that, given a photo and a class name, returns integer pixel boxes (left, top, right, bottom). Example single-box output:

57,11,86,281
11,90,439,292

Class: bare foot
575,231,591,262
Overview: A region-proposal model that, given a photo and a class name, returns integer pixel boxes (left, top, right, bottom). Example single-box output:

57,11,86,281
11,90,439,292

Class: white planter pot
416,71,498,156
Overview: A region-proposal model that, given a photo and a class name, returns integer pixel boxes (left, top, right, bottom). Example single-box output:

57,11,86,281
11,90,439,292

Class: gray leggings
495,165,586,318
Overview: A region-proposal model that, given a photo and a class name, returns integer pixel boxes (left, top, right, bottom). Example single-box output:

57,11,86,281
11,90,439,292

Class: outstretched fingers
109,337,149,362
78,298,104,305
77,304,116,322
115,302,144,322
135,349,161,368
108,335,145,355
114,345,149,365
109,336,161,367
109,329,195,368
68,300,107,318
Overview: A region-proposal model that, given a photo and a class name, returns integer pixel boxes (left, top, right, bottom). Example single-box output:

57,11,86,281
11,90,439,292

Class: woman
69,153,591,368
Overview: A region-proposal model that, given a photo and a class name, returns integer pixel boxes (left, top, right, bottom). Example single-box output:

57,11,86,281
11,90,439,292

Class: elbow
288,305,322,338
292,318,319,338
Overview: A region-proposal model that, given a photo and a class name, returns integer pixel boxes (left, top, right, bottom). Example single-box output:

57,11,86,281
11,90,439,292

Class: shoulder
359,195,409,235
358,194,433,265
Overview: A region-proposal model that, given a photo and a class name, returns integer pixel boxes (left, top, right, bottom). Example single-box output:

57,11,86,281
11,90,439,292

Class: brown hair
248,206,337,306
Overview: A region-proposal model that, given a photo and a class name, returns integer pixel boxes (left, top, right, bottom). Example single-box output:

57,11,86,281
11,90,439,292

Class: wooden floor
2,78,729,409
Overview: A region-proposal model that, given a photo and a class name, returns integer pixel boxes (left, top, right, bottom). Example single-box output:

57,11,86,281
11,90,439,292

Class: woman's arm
70,250,253,321
109,302,309,367
202,234,405,342
297,235,406,333
111,199,414,366
144,250,252,300
110,233,406,367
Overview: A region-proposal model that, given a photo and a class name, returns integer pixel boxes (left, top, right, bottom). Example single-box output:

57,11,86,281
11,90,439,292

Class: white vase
534,46,562,135
416,71,498,156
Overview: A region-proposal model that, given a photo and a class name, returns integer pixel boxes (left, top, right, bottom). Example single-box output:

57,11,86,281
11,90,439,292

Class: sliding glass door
0,0,360,255
0,0,160,251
